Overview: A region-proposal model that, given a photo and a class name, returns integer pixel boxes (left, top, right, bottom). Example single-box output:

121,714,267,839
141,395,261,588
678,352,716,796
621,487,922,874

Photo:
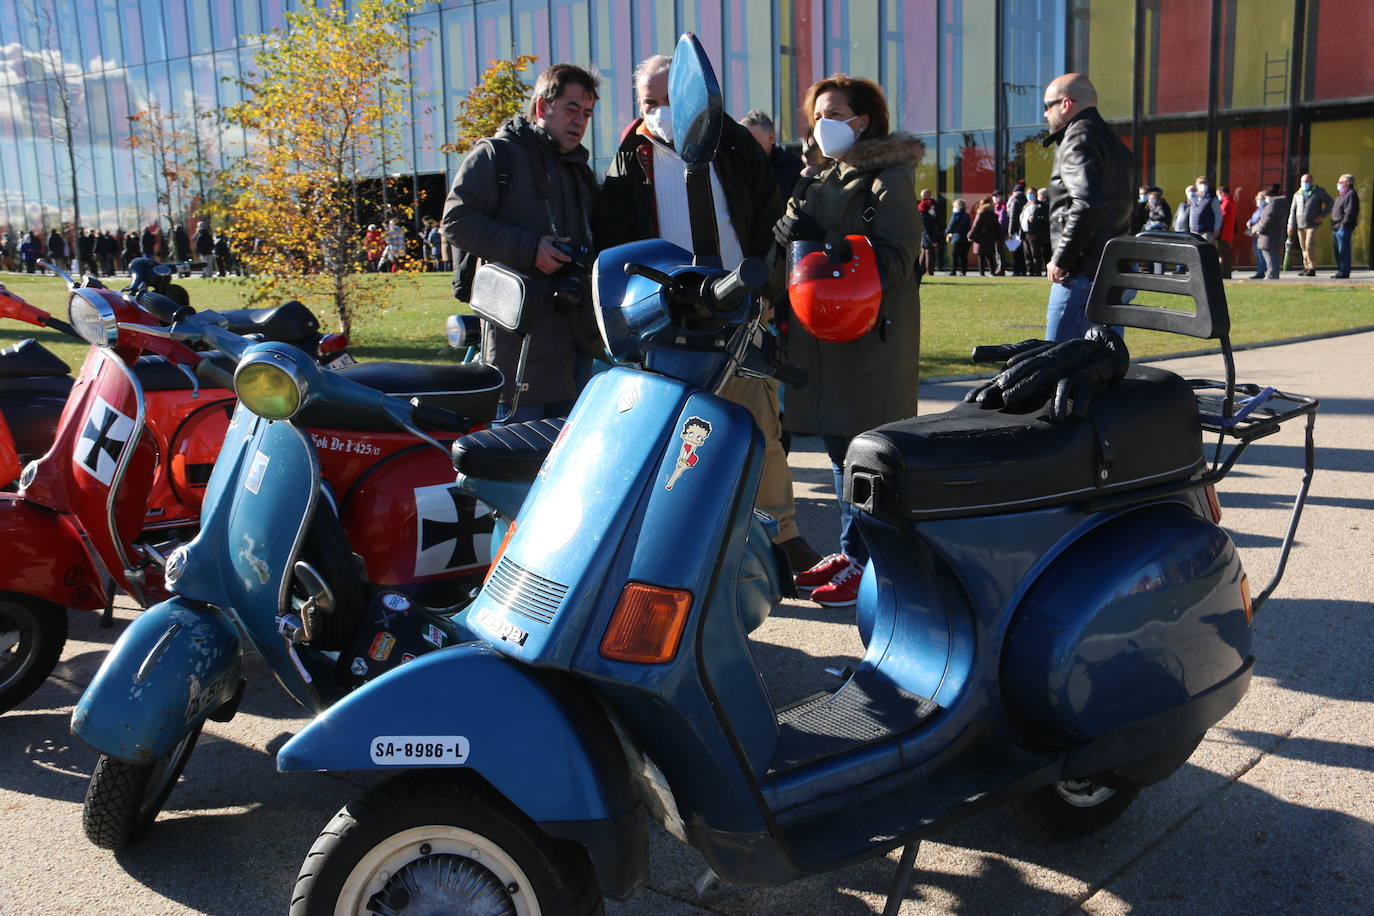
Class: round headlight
235,356,304,420
68,291,117,347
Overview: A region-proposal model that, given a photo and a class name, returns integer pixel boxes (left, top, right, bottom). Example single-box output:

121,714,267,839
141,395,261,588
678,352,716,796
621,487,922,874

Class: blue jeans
821,434,868,564
1333,225,1353,275
1045,274,1097,342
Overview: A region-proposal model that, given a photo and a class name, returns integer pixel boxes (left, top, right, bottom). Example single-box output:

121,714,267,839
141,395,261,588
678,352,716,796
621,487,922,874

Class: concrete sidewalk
0,333,1369,915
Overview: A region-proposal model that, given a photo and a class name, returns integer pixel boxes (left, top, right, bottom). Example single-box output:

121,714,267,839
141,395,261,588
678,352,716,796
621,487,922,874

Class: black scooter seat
299,361,504,432
217,301,320,344
450,418,565,481
845,365,1203,522
0,338,70,379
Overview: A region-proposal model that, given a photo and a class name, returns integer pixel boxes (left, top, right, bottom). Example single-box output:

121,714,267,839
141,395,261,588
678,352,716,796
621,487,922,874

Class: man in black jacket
1041,73,1134,341
593,55,818,575
1331,173,1360,278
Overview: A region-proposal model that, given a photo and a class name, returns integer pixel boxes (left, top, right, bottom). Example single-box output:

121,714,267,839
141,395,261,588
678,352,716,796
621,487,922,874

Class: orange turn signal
600,584,693,664
1204,483,1222,523
483,519,517,584
1240,574,1253,623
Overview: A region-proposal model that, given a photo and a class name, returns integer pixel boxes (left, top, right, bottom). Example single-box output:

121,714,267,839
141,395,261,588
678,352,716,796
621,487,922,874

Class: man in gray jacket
1286,173,1334,276
442,63,601,422
1255,184,1290,279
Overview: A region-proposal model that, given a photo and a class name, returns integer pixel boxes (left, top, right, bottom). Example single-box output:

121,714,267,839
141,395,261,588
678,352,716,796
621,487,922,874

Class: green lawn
3,270,1370,379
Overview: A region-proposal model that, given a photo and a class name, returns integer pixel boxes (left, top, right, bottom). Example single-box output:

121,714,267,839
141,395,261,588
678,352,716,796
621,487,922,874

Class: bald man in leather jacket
1042,73,1134,341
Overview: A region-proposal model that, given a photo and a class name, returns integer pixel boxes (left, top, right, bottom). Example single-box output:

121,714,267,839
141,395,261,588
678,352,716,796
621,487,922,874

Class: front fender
72,596,242,763
279,643,634,821
278,643,647,897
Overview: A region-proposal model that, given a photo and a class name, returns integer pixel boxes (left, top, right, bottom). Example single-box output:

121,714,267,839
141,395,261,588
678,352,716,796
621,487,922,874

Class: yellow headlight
235,359,302,420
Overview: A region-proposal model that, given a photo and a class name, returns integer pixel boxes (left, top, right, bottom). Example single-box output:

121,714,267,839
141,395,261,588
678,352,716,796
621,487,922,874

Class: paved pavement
1,331,1370,915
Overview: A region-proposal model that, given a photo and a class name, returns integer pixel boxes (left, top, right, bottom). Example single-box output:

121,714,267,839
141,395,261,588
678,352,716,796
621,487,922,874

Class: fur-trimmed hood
838,131,925,172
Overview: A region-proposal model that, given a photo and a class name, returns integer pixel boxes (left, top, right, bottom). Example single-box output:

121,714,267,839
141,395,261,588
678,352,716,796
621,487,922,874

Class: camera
549,240,594,312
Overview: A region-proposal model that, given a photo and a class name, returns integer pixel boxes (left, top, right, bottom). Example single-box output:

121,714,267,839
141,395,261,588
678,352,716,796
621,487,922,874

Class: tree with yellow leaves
440,55,538,156
213,0,425,335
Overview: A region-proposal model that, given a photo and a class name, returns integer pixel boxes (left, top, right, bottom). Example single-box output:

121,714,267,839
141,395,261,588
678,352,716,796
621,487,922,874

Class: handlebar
133,288,195,324
703,256,769,314
196,358,236,391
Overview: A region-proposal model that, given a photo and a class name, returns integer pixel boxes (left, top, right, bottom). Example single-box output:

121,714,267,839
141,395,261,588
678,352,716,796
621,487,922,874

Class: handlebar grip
774,363,808,389
196,358,236,391
411,402,468,434
705,256,770,313
136,289,194,325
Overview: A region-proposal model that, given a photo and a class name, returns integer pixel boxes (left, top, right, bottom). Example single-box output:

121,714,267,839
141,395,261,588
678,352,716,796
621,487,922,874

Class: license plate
327,351,358,370
370,736,469,765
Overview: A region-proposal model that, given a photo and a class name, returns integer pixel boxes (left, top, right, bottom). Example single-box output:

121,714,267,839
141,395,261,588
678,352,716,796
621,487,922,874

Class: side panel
72,596,242,762
0,498,105,610
1001,505,1251,745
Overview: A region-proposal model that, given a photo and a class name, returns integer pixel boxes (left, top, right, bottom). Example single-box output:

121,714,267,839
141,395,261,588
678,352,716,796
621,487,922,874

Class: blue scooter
71,273,786,852
275,34,1316,915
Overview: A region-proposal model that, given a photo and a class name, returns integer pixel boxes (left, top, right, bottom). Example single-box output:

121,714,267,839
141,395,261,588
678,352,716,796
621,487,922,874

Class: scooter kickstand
881,841,921,916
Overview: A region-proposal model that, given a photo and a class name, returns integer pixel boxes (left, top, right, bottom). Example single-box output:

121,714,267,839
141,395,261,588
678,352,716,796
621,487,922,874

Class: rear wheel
0,594,67,713
82,723,202,849
291,773,602,916
1011,777,1142,839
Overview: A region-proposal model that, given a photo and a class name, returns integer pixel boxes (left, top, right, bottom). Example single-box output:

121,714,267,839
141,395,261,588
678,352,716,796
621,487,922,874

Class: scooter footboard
72,597,242,763
277,643,647,897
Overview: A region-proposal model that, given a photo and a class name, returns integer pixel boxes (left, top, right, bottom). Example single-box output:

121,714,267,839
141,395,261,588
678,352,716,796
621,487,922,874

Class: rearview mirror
669,33,722,168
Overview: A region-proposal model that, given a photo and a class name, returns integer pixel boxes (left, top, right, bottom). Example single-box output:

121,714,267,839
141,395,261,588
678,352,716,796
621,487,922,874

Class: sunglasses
1043,97,1072,110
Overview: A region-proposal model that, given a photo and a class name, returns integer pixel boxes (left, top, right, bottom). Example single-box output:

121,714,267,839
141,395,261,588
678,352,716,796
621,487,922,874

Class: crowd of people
0,221,244,278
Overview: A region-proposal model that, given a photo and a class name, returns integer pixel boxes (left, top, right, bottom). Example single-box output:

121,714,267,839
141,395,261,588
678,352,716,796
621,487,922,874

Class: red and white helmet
786,235,881,342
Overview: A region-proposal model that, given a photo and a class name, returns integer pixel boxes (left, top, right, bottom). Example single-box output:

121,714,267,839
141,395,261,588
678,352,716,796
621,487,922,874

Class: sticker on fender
371,736,469,765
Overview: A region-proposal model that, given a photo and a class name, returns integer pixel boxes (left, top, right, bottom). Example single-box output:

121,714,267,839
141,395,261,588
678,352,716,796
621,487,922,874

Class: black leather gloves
965,326,1130,422
773,211,826,248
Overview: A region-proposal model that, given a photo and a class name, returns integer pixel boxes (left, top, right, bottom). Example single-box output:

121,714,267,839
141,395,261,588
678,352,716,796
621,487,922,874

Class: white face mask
813,115,860,159
643,105,673,144
1197,184,1208,195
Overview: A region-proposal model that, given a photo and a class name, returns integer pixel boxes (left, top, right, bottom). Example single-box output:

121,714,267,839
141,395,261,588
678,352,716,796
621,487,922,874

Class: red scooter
2,269,500,715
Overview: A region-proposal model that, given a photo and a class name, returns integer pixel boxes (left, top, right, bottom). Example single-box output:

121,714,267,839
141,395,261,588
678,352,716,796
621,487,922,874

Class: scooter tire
82,723,202,849
0,594,67,714
291,771,603,916
295,512,368,653
1011,778,1142,840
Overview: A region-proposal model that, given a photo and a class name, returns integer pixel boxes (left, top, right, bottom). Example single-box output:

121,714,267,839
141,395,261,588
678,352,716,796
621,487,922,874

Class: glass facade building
1,0,1370,266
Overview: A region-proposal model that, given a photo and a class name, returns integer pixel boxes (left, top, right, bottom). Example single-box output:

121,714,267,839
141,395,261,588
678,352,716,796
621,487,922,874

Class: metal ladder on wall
1260,52,1289,189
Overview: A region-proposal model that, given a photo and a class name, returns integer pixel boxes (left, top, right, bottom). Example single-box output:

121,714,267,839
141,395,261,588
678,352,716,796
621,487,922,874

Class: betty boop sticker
666,416,712,490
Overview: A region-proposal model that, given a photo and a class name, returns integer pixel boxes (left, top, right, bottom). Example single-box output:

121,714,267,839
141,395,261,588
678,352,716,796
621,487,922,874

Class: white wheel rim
336,824,541,916
1055,779,1117,808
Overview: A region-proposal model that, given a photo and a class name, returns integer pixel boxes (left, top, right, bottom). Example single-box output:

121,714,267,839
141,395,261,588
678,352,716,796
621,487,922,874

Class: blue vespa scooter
275,34,1317,916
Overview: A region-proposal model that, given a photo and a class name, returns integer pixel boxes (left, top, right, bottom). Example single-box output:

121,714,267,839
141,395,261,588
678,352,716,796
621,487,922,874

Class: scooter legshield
72,596,242,763
0,496,107,610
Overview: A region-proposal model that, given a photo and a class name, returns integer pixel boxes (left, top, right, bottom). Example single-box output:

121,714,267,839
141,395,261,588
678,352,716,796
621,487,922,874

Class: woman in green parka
774,74,923,608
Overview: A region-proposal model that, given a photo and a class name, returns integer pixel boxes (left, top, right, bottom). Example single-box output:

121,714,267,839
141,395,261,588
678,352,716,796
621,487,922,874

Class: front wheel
0,594,67,713
1011,778,1142,839
82,723,202,849
291,773,602,916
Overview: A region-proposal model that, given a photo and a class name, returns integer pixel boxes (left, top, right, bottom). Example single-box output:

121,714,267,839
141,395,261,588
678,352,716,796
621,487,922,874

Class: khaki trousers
1296,227,1319,270
719,374,799,543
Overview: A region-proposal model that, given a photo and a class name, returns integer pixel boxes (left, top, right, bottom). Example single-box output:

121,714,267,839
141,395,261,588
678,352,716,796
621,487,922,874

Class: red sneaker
794,553,852,591
811,558,862,608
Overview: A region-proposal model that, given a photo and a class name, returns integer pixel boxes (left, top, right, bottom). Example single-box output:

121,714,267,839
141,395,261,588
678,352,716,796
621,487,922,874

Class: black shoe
1333,273,1350,279
1249,274,1264,279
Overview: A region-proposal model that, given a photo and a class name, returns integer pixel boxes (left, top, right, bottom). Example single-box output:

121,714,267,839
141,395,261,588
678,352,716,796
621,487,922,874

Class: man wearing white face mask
593,54,823,576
